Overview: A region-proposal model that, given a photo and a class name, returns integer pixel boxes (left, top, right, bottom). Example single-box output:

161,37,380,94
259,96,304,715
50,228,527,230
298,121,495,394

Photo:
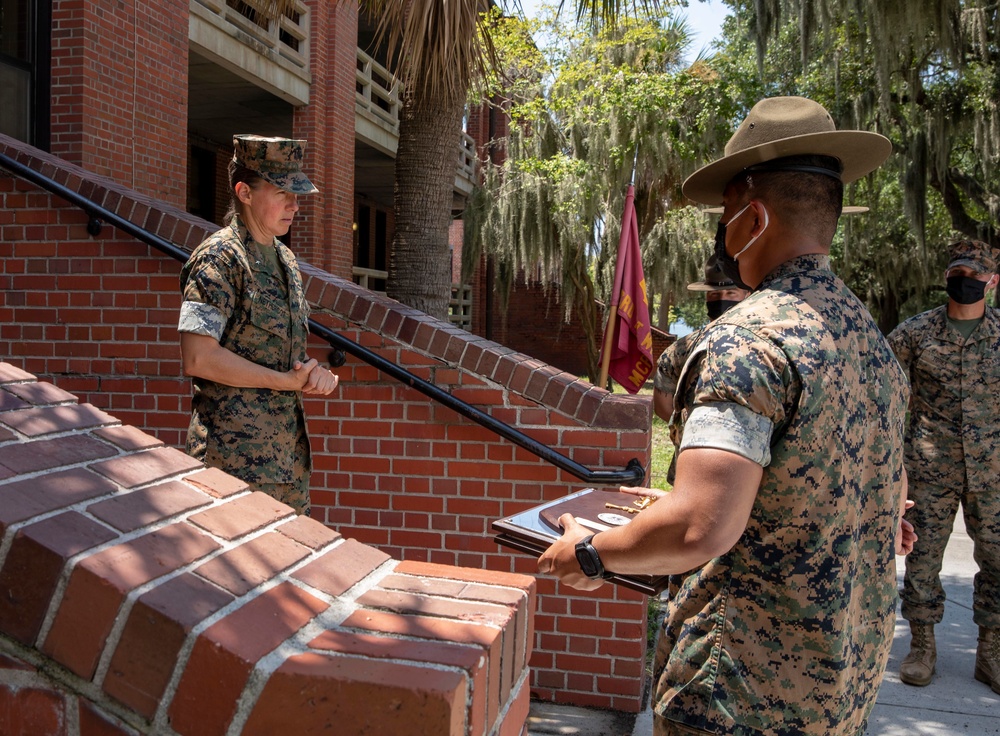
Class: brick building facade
0,0,658,729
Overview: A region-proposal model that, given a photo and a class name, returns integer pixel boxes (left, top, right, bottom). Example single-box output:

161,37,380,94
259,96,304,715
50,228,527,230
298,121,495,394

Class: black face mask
706,299,741,320
713,220,752,291
946,275,988,304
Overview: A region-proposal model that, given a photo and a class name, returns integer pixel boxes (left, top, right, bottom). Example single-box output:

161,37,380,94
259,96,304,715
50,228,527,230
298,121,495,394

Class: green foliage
466,5,742,378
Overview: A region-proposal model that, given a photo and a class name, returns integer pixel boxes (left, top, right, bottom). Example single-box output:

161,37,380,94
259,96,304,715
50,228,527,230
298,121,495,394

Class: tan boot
975,627,1000,695
899,623,936,686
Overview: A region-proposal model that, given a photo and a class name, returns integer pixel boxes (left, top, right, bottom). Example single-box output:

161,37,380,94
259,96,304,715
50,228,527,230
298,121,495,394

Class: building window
0,0,49,147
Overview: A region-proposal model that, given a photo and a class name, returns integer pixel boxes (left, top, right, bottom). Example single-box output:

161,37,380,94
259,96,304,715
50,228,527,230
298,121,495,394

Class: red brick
242,652,467,736
0,391,29,413
89,446,203,488
102,573,234,719
498,679,531,736
309,629,488,734
42,523,220,679
0,362,34,382
0,403,116,437
0,467,118,527
292,538,391,596
93,424,164,451
194,532,311,596
182,466,249,498
343,608,505,728
3,381,77,405
169,582,329,736
86,480,212,532
0,434,117,476
78,701,135,736
276,514,341,549
0,511,117,645
187,492,294,540
0,685,65,736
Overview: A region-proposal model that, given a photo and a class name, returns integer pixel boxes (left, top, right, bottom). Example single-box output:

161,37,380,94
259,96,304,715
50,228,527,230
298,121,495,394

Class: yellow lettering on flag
619,292,635,320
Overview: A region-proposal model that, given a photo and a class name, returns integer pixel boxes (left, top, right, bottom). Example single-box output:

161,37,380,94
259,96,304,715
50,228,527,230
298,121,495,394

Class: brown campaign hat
683,97,891,205
687,255,736,292
233,134,319,195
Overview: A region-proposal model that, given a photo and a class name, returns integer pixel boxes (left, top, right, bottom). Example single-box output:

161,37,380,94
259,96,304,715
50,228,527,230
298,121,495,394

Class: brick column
293,0,358,277
49,0,189,208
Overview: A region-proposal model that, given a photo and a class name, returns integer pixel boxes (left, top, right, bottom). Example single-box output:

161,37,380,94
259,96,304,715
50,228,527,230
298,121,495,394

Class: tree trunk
388,88,466,319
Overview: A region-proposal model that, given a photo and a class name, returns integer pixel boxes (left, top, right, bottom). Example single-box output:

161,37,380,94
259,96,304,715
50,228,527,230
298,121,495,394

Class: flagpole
598,153,639,389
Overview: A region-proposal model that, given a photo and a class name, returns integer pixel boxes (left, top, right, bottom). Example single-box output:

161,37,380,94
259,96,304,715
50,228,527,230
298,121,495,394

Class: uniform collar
758,254,831,290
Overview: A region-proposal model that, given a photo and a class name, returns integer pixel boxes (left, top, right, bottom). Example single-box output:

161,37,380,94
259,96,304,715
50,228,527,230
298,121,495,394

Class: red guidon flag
603,185,653,393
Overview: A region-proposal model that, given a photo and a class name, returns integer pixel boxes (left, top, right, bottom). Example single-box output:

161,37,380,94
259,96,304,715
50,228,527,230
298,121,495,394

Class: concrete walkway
528,516,999,735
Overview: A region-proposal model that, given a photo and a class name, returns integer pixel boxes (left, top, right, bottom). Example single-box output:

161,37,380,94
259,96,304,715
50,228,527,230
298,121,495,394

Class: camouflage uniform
654,329,701,484
888,304,1000,628
655,254,908,735
178,216,313,513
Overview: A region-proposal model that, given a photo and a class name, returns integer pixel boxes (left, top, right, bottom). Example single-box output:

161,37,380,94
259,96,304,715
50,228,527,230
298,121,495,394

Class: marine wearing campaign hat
644,97,909,735
232,134,318,195
683,96,891,205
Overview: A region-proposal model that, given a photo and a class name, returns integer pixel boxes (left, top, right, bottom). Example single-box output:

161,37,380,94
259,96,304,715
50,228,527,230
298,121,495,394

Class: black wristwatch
575,534,612,580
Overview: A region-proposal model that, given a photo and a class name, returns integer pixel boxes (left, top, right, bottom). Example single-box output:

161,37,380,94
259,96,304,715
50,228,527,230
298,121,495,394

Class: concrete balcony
189,0,312,106
355,48,478,196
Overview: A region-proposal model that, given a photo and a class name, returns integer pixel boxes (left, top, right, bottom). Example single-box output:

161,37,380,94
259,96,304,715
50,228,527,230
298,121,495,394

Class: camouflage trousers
901,479,1000,628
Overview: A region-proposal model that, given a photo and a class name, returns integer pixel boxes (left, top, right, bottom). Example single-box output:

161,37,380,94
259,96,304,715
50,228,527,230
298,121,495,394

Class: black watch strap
575,534,612,580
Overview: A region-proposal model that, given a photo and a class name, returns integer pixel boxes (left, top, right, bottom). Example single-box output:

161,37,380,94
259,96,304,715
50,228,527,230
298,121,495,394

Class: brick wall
49,0,189,207
0,134,653,715
0,362,534,735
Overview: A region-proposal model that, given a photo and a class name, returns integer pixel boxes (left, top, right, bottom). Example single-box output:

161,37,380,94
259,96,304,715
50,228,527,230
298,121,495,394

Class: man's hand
537,514,606,591
897,499,917,556
291,359,340,395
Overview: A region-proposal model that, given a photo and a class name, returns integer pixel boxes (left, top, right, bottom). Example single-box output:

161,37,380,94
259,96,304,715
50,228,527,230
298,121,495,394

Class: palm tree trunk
388,88,465,319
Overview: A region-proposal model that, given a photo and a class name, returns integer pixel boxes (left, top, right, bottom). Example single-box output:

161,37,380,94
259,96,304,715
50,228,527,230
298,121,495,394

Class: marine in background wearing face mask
653,256,749,483
887,239,1000,695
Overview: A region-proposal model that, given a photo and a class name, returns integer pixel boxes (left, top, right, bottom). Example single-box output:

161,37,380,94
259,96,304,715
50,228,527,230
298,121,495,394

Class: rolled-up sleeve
674,323,795,468
178,301,227,340
680,402,774,466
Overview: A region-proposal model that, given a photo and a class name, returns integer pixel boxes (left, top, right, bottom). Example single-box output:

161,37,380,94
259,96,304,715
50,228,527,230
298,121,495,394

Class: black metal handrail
0,151,646,486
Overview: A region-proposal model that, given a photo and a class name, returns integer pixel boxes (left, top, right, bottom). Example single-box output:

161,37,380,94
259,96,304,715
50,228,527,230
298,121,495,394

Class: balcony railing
355,48,477,187
192,0,309,71
352,266,473,331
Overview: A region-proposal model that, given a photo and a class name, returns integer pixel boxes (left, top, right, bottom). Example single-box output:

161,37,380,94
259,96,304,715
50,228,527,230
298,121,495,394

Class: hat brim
703,204,868,215
263,171,319,195
947,258,991,275
683,131,892,205
687,281,736,292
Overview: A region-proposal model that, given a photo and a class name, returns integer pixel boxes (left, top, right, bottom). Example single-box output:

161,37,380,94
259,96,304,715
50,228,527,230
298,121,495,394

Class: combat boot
975,627,1000,695
899,623,936,686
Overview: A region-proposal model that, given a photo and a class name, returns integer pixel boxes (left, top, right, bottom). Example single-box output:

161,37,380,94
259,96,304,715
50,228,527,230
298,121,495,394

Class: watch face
575,539,602,578
575,548,599,577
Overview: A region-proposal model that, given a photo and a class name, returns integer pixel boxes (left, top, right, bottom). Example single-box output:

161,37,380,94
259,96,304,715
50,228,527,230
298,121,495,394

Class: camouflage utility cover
888,305,1000,496
178,217,312,487
233,134,318,195
946,239,999,275
657,254,908,735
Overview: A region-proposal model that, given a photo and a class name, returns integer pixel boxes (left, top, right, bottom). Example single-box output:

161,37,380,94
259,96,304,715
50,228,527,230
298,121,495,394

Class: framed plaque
492,488,670,595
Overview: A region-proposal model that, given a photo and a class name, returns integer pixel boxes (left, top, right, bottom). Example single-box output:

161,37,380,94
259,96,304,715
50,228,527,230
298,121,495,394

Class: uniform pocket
249,290,290,338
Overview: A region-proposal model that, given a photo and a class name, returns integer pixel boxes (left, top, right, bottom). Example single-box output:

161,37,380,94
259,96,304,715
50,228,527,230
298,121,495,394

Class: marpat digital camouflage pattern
888,303,1000,629
654,329,701,485
945,239,998,275
656,254,908,735
178,216,313,513
233,134,318,195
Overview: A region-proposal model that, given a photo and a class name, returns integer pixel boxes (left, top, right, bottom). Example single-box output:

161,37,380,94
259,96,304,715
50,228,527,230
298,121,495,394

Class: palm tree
357,0,660,318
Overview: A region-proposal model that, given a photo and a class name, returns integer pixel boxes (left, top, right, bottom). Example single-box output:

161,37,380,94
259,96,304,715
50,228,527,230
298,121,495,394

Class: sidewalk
528,515,999,735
